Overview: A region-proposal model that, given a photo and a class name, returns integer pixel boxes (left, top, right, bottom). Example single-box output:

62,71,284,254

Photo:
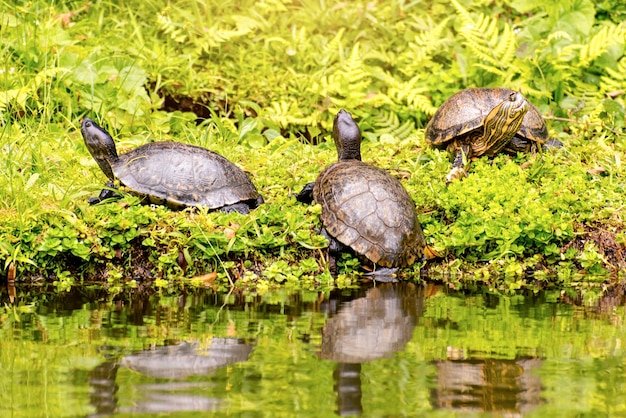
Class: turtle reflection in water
80,118,264,213
425,88,562,182
87,338,254,415
320,283,426,415
432,356,544,414
120,338,253,379
297,110,437,276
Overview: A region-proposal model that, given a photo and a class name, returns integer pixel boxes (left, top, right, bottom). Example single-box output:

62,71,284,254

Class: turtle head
503,91,529,120
333,109,362,161
481,91,529,154
80,118,118,181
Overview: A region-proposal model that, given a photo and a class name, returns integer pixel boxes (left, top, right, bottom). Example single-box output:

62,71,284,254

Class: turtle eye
508,92,517,101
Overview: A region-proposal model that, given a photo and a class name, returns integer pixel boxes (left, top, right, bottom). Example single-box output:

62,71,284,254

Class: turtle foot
88,182,121,205
445,167,467,183
545,138,564,150
295,182,315,204
220,203,251,214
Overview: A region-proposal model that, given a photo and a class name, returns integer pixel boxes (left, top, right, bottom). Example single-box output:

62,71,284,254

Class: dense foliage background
1,0,625,290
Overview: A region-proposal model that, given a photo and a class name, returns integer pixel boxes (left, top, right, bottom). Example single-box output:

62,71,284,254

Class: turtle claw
445,167,467,183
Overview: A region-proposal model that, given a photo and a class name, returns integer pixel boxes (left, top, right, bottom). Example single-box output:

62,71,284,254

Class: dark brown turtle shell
313,159,427,268
80,118,263,212
425,87,548,152
112,142,262,210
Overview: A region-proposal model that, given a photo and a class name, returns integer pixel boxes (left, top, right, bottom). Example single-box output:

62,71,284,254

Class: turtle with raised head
297,110,436,277
424,87,558,182
80,118,263,214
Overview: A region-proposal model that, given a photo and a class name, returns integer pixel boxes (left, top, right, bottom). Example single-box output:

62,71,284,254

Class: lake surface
1,281,626,417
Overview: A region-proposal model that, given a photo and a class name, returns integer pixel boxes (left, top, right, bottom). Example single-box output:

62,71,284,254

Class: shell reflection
320,282,425,416
432,356,544,414
120,338,253,379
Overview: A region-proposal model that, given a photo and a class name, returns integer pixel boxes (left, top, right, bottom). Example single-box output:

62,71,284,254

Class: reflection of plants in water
2,285,626,415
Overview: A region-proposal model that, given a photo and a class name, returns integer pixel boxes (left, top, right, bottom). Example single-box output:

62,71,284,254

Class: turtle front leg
446,142,471,183
88,181,121,205
295,182,315,204
220,203,251,214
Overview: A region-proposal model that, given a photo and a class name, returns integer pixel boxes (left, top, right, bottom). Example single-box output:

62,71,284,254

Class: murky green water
1,281,626,417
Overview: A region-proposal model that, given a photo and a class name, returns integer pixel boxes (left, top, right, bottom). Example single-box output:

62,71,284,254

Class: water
1,282,626,417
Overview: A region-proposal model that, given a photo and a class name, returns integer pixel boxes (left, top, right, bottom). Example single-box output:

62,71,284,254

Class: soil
562,222,626,274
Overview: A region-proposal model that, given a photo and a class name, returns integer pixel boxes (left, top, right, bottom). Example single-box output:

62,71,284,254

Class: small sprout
154,278,169,288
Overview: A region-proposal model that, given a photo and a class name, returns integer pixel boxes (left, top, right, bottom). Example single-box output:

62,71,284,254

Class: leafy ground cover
0,0,625,293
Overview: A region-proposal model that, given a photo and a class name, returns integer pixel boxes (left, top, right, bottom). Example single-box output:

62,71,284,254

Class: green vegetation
0,0,625,291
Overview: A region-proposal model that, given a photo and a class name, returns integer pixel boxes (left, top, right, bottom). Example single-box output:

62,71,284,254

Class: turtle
424,87,558,182
296,109,436,277
80,118,264,214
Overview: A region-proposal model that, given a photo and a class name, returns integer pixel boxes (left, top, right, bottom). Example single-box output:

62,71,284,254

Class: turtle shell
313,159,426,268
425,88,548,149
113,142,262,210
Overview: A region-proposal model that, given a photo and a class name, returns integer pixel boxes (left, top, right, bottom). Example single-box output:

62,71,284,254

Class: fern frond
312,43,374,109
386,74,439,116
157,8,263,50
450,0,517,73
321,28,346,63
473,63,507,78
203,17,261,49
573,86,611,121
546,31,573,43
493,24,516,65
600,58,626,94
408,16,451,63
556,22,625,75
266,100,319,128
334,43,369,88
390,76,439,116
451,0,476,30
579,23,626,67
395,16,452,78
514,85,552,102
370,110,415,140
156,13,188,43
